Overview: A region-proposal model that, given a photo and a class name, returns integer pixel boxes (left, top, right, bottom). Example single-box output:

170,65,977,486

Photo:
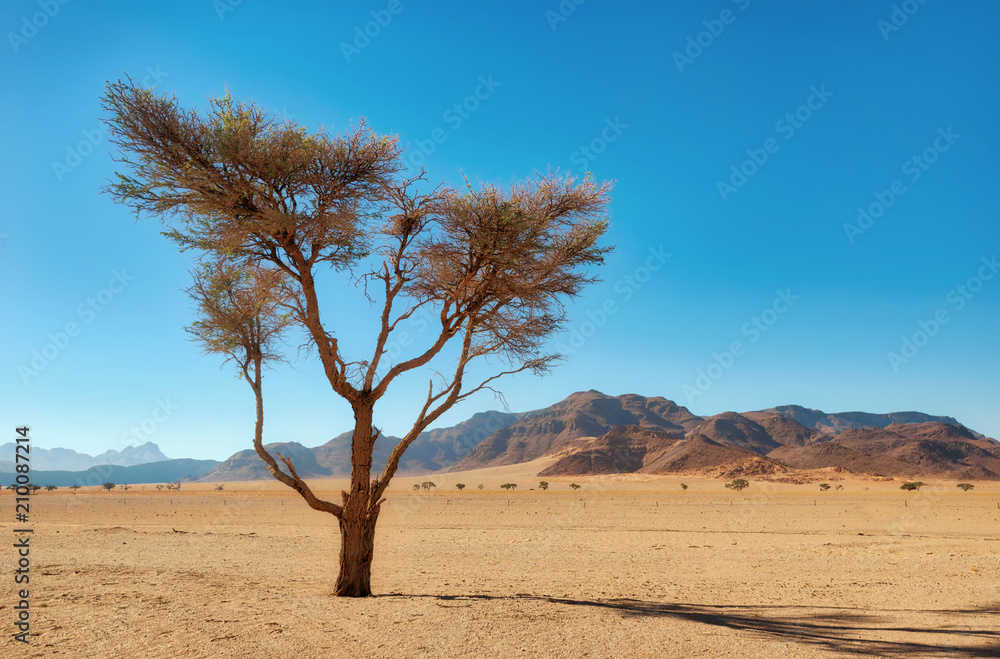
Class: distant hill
0,441,169,472
193,442,330,482
762,405,983,439
0,458,218,488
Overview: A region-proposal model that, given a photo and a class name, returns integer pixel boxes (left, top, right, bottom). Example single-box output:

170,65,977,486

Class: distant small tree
957,483,975,492
29,484,41,493
5,484,15,491
538,481,549,490
835,484,843,491
102,482,116,492
44,485,57,491
420,481,436,491
412,484,420,491
70,484,81,493
900,481,923,491
680,483,688,490
819,483,831,491
725,478,749,492
215,484,225,491
455,483,466,491
569,483,581,490
155,484,164,491
121,484,131,492
477,484,484,490
500,483,517,491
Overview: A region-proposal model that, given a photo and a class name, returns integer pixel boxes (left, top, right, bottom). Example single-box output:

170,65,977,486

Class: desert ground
3,459,999,658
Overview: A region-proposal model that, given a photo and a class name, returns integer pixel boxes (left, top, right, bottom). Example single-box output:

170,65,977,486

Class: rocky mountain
450,391,703,471
762,405,983,439
194,442,331,482
0,442,170,472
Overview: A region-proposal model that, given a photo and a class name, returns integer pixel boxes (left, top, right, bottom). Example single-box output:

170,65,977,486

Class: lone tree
455,483,466,491
900,481,924,491
569,483,581,490
102,80,612,597
819,483,831,491
44,485,57,491
957,483,975,492
500,483,518,491
538,481,549,490
725,478,749,492
70,484,81,493
102,482,116,492
420,481,436,492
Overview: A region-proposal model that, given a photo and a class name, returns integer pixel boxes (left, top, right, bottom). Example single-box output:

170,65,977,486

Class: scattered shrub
420,481,436,491
500,483,517,491
215,484,225,491
538,481,549,490
680,483,688,490
569,483,581,490
819,483,831,491
725,478,749,492
456,483,466,490
477,484,484,490
44,485,57,491
900,481,924,491
957,483,975,492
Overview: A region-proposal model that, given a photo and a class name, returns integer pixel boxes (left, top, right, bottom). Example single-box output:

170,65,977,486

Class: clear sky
3,0,998,461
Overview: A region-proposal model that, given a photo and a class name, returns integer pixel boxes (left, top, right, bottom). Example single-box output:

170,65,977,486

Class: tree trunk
335,404,379,597
334,507,379,597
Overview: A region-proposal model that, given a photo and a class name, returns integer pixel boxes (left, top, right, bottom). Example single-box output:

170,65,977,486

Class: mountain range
7,392,998,485
0,441,169,472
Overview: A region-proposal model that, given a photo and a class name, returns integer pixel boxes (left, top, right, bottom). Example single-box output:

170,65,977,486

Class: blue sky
2,0,998,460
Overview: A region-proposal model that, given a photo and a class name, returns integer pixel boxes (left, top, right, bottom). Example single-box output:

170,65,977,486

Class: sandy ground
3,461,999,658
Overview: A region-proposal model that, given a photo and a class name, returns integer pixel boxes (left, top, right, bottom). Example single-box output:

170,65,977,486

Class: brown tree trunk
334,506,379,597
334,404,380,597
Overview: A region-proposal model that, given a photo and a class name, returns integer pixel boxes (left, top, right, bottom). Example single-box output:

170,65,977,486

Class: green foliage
44,485,57,491
102,482,116,491
69,484,81,491
538,481,549,490
725,478,749,492
500,483,517,490
900,481,924,491
680,483,688,490
819,483,831,491
569,483,581,490
957,483,975,492
455,483,466,490
28,484,41,493
412,484,420,491
420,481,436,491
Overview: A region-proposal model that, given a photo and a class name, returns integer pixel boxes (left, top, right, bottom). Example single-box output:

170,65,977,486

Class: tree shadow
383,593,1000,657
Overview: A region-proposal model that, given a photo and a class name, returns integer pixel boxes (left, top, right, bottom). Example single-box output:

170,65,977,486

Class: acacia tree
102,79,613,597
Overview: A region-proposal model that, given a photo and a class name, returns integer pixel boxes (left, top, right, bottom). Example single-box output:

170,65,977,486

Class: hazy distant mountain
0,442,169,472
0,458,218,487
